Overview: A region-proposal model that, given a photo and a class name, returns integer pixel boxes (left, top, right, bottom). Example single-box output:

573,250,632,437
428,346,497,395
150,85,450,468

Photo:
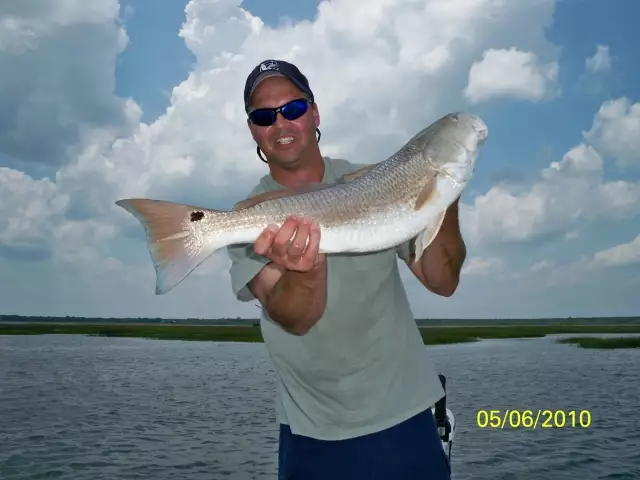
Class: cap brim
246,71,311,110
247,72,286,101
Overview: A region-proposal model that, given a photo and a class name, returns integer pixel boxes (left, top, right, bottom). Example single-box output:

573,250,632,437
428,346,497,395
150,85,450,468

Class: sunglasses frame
247,98,313,127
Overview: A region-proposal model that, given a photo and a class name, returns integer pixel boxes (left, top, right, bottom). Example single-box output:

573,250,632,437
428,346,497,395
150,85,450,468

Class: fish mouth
453,113,488,145
469,116,488,144
475,124,488,144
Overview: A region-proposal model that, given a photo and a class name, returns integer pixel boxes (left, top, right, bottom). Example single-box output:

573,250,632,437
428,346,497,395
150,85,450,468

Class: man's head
244,59,321,168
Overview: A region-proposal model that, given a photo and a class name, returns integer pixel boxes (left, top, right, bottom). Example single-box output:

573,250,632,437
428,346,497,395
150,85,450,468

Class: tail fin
115,198,222,295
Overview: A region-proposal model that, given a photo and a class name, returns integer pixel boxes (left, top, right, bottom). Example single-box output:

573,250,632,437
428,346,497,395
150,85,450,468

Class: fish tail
115,198,227,295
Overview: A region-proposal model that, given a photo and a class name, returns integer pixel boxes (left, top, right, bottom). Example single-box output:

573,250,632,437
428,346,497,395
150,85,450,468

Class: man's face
247,76,320,167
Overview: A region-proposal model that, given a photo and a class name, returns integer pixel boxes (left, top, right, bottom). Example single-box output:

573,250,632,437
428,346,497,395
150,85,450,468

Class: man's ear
312,103,320,128
247,120,258,143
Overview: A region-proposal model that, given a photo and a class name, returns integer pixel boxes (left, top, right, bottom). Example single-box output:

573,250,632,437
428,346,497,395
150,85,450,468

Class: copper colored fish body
116,112,488,294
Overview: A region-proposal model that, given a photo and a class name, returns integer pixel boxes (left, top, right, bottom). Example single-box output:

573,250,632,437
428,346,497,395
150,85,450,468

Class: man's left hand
406,198,467,297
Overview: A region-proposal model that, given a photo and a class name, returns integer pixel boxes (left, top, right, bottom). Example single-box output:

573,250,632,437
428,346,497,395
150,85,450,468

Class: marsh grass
3,323,640,346
556,336,640,349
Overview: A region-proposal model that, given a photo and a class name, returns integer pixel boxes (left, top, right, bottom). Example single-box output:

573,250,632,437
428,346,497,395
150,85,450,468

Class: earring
257,145,267,163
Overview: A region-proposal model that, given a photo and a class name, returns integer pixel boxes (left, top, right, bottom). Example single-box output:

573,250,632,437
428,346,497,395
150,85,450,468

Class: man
227,59,466,479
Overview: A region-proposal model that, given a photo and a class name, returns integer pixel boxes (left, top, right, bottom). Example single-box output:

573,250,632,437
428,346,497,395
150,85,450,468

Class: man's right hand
249,216,328,335
253,216,325,272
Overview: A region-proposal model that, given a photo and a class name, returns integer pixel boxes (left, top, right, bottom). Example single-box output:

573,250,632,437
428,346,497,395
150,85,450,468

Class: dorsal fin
232,182,332,210
338,163,377,183
232,162,379,211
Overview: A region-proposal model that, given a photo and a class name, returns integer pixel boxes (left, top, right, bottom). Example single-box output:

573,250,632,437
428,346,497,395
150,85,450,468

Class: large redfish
116,112,488,294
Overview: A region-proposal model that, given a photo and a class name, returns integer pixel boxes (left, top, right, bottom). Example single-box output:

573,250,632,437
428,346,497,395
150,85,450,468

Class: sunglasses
248,98,312,127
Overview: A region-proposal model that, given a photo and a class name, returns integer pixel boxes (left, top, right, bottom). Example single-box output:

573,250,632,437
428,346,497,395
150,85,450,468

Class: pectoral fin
414,176,439,211
399,237,417,265
411,211,446,264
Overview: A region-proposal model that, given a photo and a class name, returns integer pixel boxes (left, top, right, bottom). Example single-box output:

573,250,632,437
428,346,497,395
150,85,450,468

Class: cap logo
259,60,279,72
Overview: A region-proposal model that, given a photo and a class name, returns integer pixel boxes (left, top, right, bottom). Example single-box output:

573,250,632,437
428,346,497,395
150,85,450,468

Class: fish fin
412,211,446,263
232,183,331,210
232,163,378,211
115,198,224,295
414,176,439,210
338,164,377,183
399,238,417,265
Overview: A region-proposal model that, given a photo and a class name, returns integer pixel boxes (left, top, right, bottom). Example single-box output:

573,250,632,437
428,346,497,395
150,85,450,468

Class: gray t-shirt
227,156,445,440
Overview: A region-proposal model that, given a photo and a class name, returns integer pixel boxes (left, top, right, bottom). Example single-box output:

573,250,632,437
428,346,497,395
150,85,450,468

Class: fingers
253,224,279,256
253,216,320,270
271,217,300,258
301,221,321,265
287,217,311,260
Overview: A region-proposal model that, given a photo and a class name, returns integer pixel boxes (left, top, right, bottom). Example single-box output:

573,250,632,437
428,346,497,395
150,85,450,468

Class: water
1,333,639,479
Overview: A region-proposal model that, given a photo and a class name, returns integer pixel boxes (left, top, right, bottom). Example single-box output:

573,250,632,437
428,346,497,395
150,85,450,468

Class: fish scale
115,112,488,294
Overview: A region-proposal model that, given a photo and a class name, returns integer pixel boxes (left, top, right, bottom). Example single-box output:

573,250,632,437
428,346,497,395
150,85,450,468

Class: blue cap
244,59,314,112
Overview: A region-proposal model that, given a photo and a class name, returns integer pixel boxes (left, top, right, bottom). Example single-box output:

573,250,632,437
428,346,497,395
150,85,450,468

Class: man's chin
268,150,303,166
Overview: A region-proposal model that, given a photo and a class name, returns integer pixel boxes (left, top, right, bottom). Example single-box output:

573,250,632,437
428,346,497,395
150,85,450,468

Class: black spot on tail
190,211,205,222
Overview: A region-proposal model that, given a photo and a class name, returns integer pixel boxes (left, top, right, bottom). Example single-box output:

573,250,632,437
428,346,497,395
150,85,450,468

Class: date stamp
476,409,592,429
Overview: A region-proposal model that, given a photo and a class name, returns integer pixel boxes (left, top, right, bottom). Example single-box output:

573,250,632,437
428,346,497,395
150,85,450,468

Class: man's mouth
276,136,294,145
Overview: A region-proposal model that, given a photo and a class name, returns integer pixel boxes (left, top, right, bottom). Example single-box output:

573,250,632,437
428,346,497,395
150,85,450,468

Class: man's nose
273,111,289,127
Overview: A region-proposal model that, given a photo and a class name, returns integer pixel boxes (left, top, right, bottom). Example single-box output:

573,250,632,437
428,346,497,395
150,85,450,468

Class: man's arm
249,259,327,335
408,199,467,297
249,216,328,335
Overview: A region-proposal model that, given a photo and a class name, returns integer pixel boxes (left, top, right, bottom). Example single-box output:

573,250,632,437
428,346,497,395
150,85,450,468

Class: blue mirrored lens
281,99,308,120
250,110,276,126
249,99,309,126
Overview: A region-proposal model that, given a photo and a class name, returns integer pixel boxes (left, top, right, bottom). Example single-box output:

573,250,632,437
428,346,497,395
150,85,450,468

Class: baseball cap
243,59,314,112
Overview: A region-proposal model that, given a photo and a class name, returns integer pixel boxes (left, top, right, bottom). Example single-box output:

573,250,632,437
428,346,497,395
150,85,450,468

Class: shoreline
2,323,640,349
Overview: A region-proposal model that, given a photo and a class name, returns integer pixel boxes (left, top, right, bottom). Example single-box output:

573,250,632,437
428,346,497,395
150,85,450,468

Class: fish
115,112,488,295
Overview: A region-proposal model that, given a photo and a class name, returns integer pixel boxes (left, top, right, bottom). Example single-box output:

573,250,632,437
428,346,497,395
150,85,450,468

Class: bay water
1,333,638,479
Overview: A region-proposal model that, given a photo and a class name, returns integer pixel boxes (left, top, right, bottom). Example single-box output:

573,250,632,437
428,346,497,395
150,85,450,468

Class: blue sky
1,0,639,319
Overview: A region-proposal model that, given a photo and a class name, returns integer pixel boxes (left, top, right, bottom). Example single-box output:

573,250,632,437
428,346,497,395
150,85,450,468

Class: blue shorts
277,408,451,479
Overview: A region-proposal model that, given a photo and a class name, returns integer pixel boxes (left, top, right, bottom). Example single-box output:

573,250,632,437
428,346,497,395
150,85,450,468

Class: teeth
276,136,294,144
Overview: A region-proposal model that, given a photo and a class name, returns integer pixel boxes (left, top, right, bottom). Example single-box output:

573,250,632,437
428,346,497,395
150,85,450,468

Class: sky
1,0,639,320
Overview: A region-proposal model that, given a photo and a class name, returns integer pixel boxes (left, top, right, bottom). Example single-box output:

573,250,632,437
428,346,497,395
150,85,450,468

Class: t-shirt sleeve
226,243,270,302
225,182,272,302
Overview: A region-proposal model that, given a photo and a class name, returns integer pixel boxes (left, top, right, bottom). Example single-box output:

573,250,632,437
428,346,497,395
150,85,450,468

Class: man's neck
270,152,325,188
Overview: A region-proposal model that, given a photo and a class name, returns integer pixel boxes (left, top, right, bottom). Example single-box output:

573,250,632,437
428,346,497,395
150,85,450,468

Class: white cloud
462,106,640,245
0,1,121,54
590,234,640,268
530,260,554,273
585,44,611,74
0,0,136,167
583,97,640,168
0,167,68,260
523,233,640,294
461,256,503,276
1,0,561,263
463,47,559,104
6,0,636,319
543,143,603,175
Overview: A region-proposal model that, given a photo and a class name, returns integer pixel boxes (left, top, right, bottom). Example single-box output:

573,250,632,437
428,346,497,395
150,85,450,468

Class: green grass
556,336,640,349
0,324,264,342
419,324,640,345
2,323,640,346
